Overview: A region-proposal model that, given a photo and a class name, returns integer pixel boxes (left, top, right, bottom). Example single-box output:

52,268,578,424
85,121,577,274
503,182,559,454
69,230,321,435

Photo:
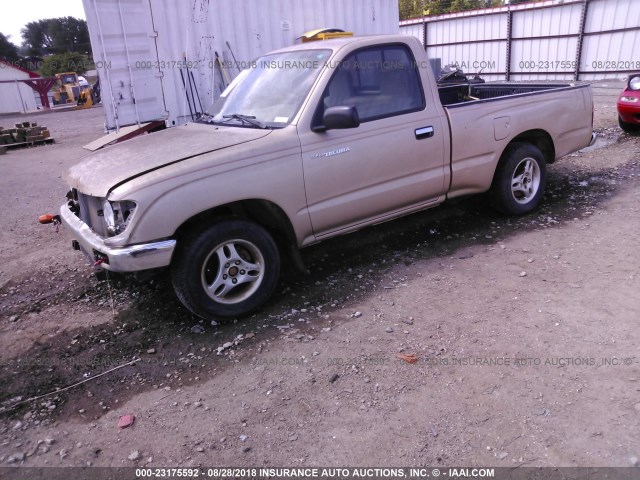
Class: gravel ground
0,81,639,470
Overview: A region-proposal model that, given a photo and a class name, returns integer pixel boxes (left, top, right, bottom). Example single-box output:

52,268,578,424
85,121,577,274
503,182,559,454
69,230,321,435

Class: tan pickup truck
61,35,595,319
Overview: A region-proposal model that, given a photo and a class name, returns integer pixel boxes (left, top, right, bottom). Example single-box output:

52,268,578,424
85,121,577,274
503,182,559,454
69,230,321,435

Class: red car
618,74,640,133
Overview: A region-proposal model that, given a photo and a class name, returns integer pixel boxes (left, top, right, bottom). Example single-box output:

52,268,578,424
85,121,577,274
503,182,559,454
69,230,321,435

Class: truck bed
439,83,579,107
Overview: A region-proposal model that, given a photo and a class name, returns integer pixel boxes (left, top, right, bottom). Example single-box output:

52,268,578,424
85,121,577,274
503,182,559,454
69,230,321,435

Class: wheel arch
506,129,555,165
173,199,304,270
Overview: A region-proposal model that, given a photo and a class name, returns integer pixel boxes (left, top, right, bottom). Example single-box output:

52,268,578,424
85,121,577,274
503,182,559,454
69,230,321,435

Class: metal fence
400,0,640,81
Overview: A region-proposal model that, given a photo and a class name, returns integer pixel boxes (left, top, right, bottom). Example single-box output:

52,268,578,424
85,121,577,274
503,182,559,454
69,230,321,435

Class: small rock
196,447,205,453
191,325,205,334
634,403,640,412
241,446,251,453
194,402,202,408
59,449,69,459
223,342,233,349
385,327,394,333
353,312,362,318
44,438,55,446
402,318,414,325
288,433,298,442
128,450,141,461
23,412,32,421
14,452,26,462
9,315,19,322
329,373,339,383
519,271,527,277
12,421,23,431
498,452,508,460
239,435,248,442
118,415,135,429
147,348,156,354
630,456,638,467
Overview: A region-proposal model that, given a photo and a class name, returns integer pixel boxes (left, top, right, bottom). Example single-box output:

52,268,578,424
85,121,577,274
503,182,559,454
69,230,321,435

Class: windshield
207,49,331,128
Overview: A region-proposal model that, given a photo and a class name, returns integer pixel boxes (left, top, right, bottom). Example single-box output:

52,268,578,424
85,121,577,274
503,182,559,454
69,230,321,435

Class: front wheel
172,219,280,319
491,143,547,215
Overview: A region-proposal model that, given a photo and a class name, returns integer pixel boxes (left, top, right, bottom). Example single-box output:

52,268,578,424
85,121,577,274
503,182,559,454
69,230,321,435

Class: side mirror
322,106,360,131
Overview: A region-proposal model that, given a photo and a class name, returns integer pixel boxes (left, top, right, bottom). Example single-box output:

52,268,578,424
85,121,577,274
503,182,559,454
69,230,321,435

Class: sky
0,0,86,45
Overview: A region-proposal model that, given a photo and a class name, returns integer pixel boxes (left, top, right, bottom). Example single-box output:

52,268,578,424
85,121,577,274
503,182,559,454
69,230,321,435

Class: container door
83,0,168,130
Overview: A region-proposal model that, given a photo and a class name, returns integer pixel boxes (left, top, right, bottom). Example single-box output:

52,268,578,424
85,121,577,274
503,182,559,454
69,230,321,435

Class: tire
619,116,640,134
171,219,280,319
491,143,547,215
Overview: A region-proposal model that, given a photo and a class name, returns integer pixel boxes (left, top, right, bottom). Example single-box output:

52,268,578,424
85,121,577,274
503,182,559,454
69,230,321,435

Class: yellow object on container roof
298,28,354,43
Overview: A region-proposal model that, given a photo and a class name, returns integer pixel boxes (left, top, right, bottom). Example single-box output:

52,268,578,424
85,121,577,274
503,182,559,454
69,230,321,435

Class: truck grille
75,191,110,238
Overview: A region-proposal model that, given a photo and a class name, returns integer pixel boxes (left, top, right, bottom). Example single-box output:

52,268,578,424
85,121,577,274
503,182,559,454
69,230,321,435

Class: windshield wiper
222,113,266,129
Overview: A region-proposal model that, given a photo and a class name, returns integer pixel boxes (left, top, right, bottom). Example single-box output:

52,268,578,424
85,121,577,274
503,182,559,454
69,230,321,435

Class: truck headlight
102,199,137,235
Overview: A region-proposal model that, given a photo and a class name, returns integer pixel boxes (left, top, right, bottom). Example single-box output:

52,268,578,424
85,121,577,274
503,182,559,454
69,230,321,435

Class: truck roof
267,35,420,55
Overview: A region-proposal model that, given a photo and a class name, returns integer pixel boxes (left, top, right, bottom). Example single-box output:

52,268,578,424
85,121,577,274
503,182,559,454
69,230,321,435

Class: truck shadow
2,141,638,424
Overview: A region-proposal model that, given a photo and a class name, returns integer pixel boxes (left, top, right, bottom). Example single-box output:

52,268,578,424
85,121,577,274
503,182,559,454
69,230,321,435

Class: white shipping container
83,0,399,130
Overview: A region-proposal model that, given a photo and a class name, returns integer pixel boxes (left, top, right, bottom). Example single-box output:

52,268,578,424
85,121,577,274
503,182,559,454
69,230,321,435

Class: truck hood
65,123,272,197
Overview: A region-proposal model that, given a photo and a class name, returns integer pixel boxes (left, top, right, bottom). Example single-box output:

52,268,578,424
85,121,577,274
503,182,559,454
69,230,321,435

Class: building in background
0,61,38,114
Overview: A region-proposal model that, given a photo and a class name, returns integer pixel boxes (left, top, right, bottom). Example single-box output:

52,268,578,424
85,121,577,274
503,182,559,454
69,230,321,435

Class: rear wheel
172,219,280,319
619,115,640,133
491,143,547,215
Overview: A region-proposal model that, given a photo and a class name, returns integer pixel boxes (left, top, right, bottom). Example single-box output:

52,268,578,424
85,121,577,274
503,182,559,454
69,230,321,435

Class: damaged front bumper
60,203,176,272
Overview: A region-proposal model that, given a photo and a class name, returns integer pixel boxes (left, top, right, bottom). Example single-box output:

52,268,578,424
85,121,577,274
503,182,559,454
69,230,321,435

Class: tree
399,0,423,20
40,52,88,76
48,17,91,54
21,17,90,57
425,0,449,16
400,0,508,19
449,0,490,12
21,20,50,57
0,32,20,62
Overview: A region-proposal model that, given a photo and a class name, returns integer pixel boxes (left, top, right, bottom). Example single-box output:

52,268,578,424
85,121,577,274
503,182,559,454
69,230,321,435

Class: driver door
297,44,449,238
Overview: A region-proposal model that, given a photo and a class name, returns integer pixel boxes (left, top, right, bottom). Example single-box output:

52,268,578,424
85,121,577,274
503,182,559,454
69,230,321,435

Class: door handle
415,126,434,140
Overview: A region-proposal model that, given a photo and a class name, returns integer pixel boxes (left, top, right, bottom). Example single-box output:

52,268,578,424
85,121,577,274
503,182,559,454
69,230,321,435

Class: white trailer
82,0,399,131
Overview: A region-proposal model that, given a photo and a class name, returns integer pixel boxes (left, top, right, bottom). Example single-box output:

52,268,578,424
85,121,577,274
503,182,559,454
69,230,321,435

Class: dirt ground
0,80,639,471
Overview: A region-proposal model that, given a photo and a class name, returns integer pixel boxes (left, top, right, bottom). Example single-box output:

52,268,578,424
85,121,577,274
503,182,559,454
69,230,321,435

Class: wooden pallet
0,121,52,149
2,137,55,150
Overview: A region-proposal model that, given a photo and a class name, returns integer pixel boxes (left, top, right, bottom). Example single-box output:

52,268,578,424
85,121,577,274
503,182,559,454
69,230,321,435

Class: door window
317,45,425,124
